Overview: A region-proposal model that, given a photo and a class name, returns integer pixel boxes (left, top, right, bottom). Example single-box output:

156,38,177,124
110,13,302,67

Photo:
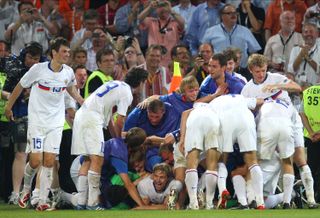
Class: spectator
138,0,185,68
121,37,145,74
114,0,149,50
185,0,224,56
138,45,171,101
70,9,99,50
0,40,10,58
288,23,319,90
0,0,19,40
85,27,114,72
264,0,307,42
222,48,247,83
96,0,126,35
39,0,70,39
237,0,265,52
188,43,214,85
202,4,261,68
172,0,196,30
304,0,320,30
170,44,192,77
264,10,303,74
4,1,54,55
59,0,90,39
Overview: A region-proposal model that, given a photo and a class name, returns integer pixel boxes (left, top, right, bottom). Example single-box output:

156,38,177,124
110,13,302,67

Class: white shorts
292,109,304,148
220,111,257,153
70,155,81,190
71,108,105,156
257,118,294,160
26,124,63,154
173,142,187,169
260,152,281,196
185,107,220,153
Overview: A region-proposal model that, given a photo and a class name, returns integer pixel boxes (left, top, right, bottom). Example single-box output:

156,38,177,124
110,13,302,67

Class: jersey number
33,138,42,149
307,96,319,106
96,82,119,97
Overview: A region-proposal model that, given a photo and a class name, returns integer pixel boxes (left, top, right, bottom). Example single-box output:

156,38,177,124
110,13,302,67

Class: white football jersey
81,80,133,125
241,72,291,103
137,176,177,204
20,62,76,128
258,99,294,120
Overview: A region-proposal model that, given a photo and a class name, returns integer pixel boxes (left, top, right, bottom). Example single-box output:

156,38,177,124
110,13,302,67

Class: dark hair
24,42,43,57
219,3,235,19
147,99,165,113
171,44,190,59
72,47,87,59
125,127,147,149
129,150,146,168
211,53,227,67
73,64,86,72
96,48,114,64
146,44,163,56
222,48,238,62
83,9,99,21
18,2,34,13
0,40,11,52
124,67,148,88
49,37,69,57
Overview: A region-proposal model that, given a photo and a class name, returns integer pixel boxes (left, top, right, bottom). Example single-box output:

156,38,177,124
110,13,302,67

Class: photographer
138,0,184,68
4,1,54,55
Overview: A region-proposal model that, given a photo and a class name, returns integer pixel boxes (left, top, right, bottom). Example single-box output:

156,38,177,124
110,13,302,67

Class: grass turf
1,204,320,218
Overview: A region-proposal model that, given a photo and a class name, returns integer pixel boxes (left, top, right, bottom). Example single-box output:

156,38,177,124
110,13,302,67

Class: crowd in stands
0,0,320,211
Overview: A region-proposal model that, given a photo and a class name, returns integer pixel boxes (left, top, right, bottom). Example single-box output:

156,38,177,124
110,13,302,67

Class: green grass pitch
1,204,320,218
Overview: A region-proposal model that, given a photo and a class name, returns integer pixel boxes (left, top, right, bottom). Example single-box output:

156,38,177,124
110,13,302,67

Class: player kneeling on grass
60,127,147,209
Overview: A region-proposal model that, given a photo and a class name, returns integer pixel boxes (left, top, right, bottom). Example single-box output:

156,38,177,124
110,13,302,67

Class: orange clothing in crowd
264,0,307,36
59,0,90,37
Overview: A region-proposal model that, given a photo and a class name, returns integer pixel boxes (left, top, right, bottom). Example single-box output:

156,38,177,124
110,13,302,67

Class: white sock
77,175,88,205
265,193,284,209
87,170,101,207
249,164,264,206
185,169,198,206
198,173,206,191
300,165,316,203
23,163,38,192
246,179,255,204
283,174,294,204
218,163,228,196
232,175,247,206
205,170,218,206
61,191,78,207
39,166,53,205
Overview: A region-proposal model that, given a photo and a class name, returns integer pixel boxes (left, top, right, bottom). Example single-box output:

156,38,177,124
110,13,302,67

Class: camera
159,28,167,34
26,9,33,15
197,53,203,59
124,36,134,46
92,32,100,38
310,12,320,18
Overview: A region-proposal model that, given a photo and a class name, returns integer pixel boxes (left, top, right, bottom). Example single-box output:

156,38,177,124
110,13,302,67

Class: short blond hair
247,54,268,70
178,76,199,94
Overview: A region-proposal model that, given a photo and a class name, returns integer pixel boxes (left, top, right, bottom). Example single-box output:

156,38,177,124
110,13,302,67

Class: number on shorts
33,138,42,149
96,82,119,97
307,96,319,106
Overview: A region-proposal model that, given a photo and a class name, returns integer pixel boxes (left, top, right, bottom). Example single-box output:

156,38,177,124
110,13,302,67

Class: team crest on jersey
64,79,68,85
